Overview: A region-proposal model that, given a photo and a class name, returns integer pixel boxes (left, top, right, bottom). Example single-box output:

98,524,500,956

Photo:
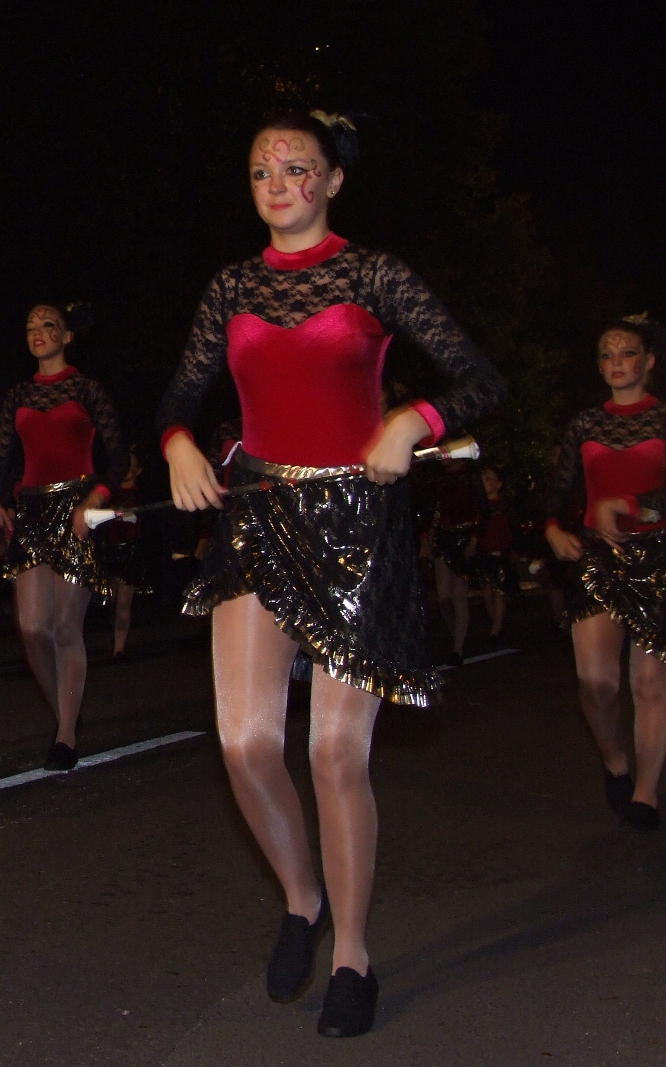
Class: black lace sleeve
372,255,507,435
82,378,128,493
156,273,229,437
0,386,21,504
546,415,584,525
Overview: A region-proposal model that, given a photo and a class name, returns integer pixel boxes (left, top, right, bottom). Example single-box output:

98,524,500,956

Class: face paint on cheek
298,161,322,202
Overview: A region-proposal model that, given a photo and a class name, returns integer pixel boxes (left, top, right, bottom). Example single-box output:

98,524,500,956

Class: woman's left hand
364,408,431,485
72,488,108,540
594,497,631,548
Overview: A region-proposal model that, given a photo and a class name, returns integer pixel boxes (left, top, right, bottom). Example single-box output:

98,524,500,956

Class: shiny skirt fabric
183,460,444,706
99,528,152,592
569,529,666,659
469,551,510,594
2,477,112,599
434,524,474,579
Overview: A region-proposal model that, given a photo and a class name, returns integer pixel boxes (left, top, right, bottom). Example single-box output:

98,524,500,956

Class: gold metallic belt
235,447,361,483
20,475,94,496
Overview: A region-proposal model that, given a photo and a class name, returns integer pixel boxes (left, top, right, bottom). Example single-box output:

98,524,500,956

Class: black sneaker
627,801,660,832
317,966,379,1038
267,884,330,1002
604,767,634,819
44,741,78,772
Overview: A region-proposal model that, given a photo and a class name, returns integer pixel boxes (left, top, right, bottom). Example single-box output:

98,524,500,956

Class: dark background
1,0,664,477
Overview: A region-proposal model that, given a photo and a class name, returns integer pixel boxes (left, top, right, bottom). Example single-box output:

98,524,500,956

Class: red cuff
544,518,561,532
92,483,111,503
626,496,640,518
410,400,445,447
161,425,194,459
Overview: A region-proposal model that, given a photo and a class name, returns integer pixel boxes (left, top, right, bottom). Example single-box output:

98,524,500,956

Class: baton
84,434,480,530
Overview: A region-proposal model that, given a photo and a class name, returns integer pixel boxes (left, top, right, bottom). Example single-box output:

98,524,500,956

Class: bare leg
15,565,58,714
309,668,380,976
113,582,135,655
435,559,469,656
212,594,320,920
629,644,666,808
52,574,91,746
490,589,506,637
572,611,627,775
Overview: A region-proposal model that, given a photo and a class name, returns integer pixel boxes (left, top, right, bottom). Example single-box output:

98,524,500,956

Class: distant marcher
0,302,127,769
546,316,666,831
472,465,519,638
103,445,152,664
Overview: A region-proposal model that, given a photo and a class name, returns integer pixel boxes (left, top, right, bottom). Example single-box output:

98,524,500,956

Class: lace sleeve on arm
546,416,584,526
373,254,507,435
156,274,229,438
0,387,20,504
84,379,128,494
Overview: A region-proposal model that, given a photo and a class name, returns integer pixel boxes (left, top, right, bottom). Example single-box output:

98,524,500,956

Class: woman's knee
219,731,285,780
578,672,619,707
309,731,368,789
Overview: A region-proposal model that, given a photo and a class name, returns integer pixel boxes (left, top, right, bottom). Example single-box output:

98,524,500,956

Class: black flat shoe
267,884,330,1002
317,966,379,1038
604,767,634,819
627,801,660,832
44,741,78,772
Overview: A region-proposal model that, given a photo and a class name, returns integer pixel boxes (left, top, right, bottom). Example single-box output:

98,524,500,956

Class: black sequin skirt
100,528,152,592
2,477,112,599
183,457,444,706
469,551,510,594
434,524,474,579
568,529,666,659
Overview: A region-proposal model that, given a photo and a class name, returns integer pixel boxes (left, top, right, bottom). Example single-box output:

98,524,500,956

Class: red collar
33,365,78,384
263,233,348,271
603,394,658,416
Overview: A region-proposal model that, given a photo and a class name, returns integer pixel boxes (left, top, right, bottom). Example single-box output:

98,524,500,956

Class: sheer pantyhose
212,593,380,976
573,611,666,807
434,558,469,656
481,583,506,637
15,564,91,747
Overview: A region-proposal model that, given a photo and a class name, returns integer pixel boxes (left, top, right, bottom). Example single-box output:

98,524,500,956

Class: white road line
436,648,519,671
0,730,206,791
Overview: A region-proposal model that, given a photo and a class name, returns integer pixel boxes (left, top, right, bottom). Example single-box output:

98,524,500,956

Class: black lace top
157,241,506,447
0,370,127,503
548,396,666,528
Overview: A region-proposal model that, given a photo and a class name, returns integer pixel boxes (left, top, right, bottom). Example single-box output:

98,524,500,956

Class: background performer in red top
546,316,666,832
0,303,127,771
158,110,506,1037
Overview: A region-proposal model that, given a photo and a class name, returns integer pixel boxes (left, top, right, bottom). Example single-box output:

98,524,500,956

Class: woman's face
598,329,654,393
249,128,343,237
26,305,72,361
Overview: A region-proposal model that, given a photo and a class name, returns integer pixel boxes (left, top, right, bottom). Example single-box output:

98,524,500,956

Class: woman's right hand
545,524,584,561
165,433,224,511
0,506,14,540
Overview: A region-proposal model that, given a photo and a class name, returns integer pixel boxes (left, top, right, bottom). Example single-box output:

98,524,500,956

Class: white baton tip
84,508,116,529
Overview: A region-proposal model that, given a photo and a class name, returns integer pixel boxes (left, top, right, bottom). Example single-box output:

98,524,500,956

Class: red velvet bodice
227,304,390,466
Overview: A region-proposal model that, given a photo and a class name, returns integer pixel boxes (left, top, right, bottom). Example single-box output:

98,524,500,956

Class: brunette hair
254,110,359,174
600,317,666,359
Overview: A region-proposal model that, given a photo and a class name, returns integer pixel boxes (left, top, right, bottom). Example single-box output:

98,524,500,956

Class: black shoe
317,966,379,1038
44,741,78,772
604,767,634,819
445,652,464,668
627,801,660,832
267,884,330,1002
112,651,130,666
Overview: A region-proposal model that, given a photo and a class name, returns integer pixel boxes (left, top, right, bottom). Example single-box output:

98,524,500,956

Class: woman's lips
270,203,292,210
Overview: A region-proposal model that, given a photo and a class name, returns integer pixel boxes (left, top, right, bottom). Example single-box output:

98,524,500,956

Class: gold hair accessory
309,109,356,132
623,312,649,324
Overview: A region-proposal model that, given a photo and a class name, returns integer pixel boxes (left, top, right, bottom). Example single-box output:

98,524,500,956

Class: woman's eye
287,166,306,175
252,169,269,181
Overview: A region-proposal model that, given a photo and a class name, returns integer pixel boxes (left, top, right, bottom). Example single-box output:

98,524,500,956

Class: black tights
15,564,91,747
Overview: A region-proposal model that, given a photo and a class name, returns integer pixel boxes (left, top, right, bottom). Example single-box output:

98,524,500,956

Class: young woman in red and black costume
546,317,666,832
0,303,127,770
158,110,506,1037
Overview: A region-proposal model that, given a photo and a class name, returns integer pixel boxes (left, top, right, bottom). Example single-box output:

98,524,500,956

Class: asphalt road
1,590,665,1067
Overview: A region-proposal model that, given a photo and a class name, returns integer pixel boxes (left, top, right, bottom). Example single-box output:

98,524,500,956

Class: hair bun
309,109,359,172
65,302,95,332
